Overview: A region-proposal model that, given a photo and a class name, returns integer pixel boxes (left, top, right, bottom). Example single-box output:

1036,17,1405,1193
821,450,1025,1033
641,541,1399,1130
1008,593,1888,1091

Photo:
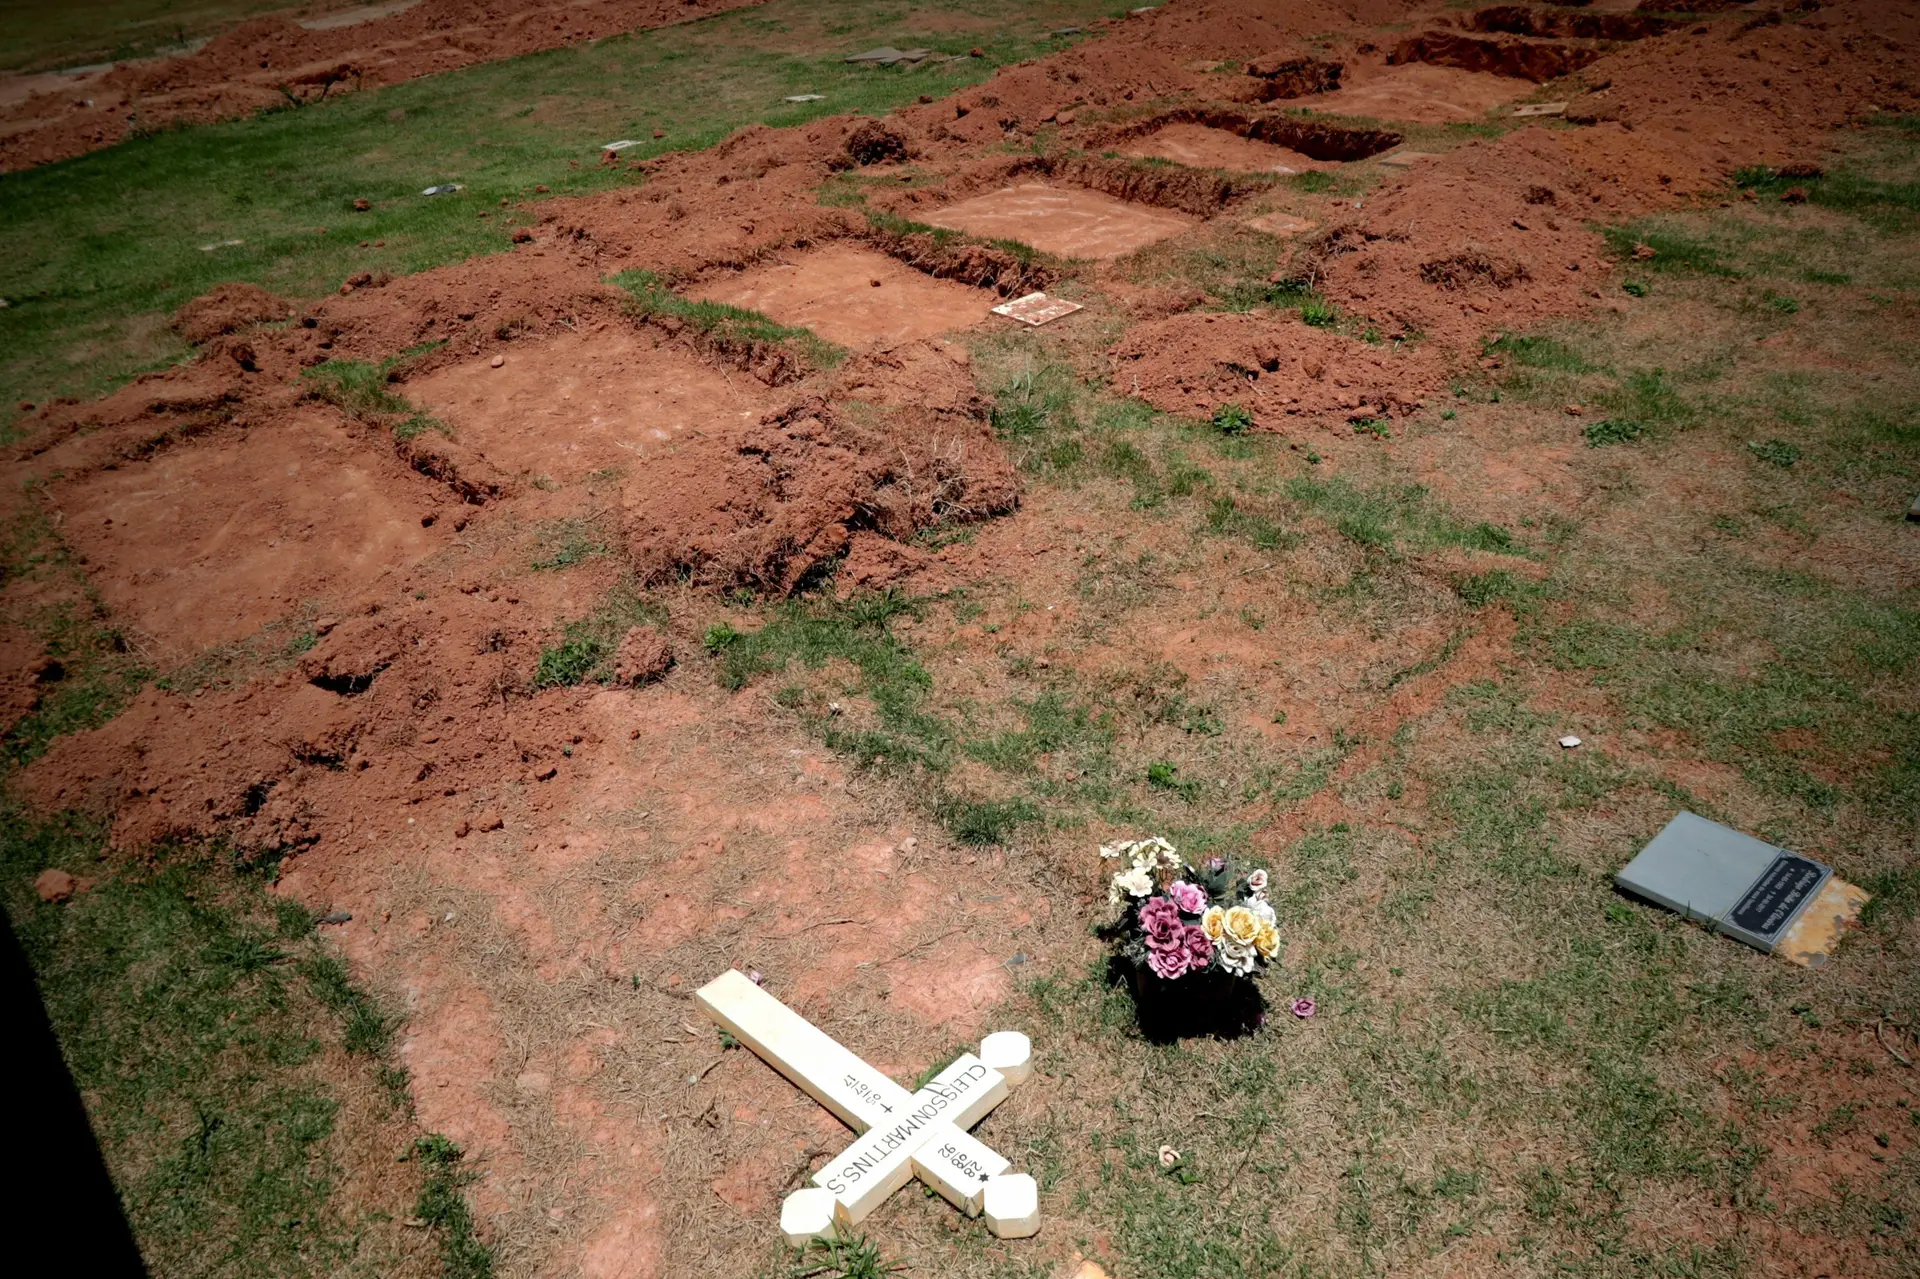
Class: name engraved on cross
694,969,1039,1245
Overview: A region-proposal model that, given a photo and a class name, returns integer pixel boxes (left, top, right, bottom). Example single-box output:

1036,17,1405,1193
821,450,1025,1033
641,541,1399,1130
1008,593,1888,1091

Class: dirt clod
34,868,78,902
171,282,293,344
612,628,674,686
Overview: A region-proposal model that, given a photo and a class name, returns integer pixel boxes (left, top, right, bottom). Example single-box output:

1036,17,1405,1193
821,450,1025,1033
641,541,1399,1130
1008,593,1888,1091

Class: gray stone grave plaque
1615,811,1831,953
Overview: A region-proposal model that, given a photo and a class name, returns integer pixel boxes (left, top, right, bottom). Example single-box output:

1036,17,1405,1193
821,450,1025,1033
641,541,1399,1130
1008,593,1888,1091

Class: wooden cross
695,969,1039,1244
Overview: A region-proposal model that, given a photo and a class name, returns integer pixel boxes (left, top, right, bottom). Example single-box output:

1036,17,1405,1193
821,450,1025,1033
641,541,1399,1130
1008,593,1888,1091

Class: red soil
689,243,999,349
923,183,1197,259
9,0,1920,1272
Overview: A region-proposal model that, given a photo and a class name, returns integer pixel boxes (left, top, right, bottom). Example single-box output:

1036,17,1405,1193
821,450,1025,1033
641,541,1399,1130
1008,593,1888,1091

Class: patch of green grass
1484,332,1594,373
1734,159,1920,232
408,1136,494,1279
1,809,483,1276
1284,475,1523,556
709,591,953,768
530,519,609,570
965,690,1110,773
787,1231,903,1278
303,352,443,439
1746,438,1801,468
0,0,1121,410
1603,225,1740,277
1204,495,1297,552
533,581,668,688
934,793,1041,845
609,269,844,368
1583,417,1647,447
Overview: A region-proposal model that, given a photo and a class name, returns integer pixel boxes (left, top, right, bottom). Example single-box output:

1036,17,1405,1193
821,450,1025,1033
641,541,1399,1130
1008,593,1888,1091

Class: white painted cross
694,969,1039,1244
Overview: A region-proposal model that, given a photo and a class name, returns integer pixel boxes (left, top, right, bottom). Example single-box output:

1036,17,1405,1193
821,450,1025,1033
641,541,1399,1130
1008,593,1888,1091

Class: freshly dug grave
407,326,779,484
52,407,444,654
923,183,1196,260
1110,311,1450,425
687,244,999,349
0,0,769,171
1289,60,1536,123
1123,122,1327,173
622,341,1015,591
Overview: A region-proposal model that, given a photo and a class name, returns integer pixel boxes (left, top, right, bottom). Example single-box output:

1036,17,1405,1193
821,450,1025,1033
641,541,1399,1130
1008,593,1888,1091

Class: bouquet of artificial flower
1102,837,1279,984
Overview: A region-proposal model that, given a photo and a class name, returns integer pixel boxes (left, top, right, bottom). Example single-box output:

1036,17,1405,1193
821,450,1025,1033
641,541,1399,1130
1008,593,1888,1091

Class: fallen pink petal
1291,997,1316,1018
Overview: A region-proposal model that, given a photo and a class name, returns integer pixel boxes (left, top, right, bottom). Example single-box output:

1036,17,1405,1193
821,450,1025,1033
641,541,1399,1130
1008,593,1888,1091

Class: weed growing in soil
1210,402,1253,435
303,354,443,439
534,582,669,687
787,1232,903,1279
709,591,952,768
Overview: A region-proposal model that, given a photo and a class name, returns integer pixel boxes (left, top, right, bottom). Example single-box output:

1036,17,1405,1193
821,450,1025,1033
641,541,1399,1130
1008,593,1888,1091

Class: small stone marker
1513,101,1568,117
992,291,1083,326
1558,735,1582,749
1615,812,1869,967
602,139,642,152
1378,151,1438,168
784,94,825,103
694,970,1040,1241
846,47,932,65
421,183,464,196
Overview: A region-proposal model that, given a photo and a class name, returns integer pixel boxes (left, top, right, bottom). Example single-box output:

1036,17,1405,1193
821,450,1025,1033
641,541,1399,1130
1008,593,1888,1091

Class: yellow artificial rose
1201,906,1226,940
1254,921,1280,959
1224,906,1259,945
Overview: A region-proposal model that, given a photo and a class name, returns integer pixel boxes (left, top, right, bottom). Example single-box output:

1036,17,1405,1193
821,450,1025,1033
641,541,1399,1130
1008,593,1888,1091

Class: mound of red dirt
0,0,768,171
622,343,1015,592
172,282,293,344
1111,311,1450,426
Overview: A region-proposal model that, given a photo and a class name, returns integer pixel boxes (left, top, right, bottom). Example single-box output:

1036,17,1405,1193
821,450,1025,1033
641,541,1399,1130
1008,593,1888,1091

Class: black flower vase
1114,956,1266,1043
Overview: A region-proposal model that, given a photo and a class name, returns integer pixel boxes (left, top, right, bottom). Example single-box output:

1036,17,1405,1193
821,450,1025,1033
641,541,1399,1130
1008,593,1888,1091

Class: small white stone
983,1173,1040,1239
779,1187,837,1248
1558,735,1582,749
979,1031,1032,1086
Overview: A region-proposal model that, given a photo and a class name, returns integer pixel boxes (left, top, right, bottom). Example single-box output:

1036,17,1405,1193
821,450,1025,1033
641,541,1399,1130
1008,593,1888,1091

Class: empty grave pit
1292,63,1533,124
406,326,776,484
687,244,998,350
1123,122,1325,174
53,409,440,653
923,184,1195,260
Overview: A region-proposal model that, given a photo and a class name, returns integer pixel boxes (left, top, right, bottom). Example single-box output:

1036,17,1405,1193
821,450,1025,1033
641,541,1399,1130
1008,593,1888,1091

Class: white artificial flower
1117,866,1154,898
1250,897,1276,926
1099,842,1122,860
1247,868,1269,894
1217,938,1258,976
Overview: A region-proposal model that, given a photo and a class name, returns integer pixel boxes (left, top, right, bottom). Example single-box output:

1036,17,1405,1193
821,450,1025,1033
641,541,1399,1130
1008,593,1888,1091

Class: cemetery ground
1,0,1918,1276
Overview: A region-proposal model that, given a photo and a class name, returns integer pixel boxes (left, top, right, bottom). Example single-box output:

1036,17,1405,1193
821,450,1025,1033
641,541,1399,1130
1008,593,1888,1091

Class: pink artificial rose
1147,942,1191,980
1139,895,1184,944
1167,881,1207,914
1183,924,1212,969
1291,997,1316,1019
